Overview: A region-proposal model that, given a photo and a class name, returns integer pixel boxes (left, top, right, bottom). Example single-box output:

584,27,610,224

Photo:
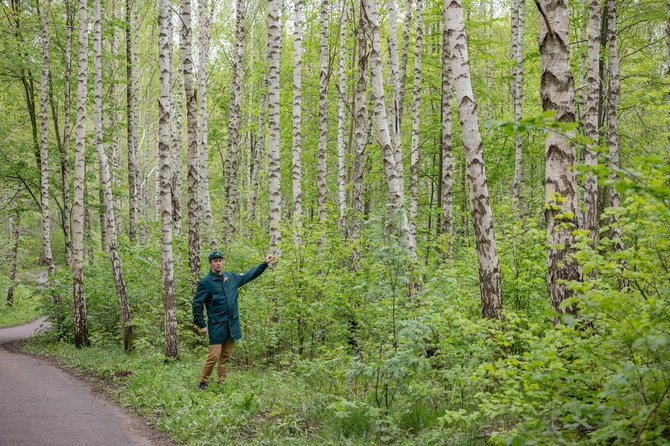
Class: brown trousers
199,337,235,383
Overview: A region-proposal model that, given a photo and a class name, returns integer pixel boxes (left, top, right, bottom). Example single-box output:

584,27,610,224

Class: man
192,250,275,390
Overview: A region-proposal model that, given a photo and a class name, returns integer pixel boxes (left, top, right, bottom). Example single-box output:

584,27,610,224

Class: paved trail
0,319,172,446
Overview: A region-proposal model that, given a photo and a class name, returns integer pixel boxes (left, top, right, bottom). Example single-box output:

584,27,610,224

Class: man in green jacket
193,250,275,390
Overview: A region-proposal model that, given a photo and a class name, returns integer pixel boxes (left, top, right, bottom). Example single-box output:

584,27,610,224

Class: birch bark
73,0,90,347
159,0,179,357
441,7,454,257
292,0,304,237
94,0,134,351
6,212,20,306
172,53,183,234
446,0,502,319
198,0,214,249
317,0,330,225
181,0,202,285
336,4,348,237
538,0,582,319
409,0,425,241
511,0,526,206
267,0,282,255
62,0,73,266
126,0,139,242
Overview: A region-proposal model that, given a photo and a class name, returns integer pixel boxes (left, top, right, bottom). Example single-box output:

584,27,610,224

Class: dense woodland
1,0,669,443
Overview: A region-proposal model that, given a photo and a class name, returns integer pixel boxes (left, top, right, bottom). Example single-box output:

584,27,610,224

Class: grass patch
0,284,42,328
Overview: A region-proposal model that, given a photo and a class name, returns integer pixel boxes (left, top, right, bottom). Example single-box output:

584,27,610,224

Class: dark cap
208,250,224,261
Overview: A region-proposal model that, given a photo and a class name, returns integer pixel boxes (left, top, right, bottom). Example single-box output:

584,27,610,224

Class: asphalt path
0,318,171,446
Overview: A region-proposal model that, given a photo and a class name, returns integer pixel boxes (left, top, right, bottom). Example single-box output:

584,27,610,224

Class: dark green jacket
192,261,268,345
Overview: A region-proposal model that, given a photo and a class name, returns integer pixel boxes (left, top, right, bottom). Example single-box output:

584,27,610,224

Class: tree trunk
387,0,401,151
398,0,413,127
6,212,20,307
292,0,304,241
267,0,282,256
93,0,134,351
73,0,90,348
181,0,201,285
511,0,526,206
159,0,179,358
409,0,425,243
38,0,56,285
361,0,414,258
62,0,73,267
667,0,670,160
336,3,348,238
441,6,454,258
606,0,624,253
126,0,139,242
317,0,330,226
350,5,368,270
224,0,245,244
584,0,601,249
250,84,267,227
198,0,215,249
172,35,184,234
538,0,582,320
446,0,502,320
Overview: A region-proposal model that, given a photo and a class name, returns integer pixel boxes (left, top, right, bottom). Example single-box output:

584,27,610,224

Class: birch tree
445,0,502,319
538,0,582,319
317,0,330,225
73,0,90,347
171,54,183,234
267,0,282,255
667,0,670,160
181,0,201,284
441,8,454,257
511,0,526,205
224,0,245,243
336,4,348,237
409,0,425,241
198,0,214,249
62,0,73,266
361,0,414,258
292,0,304,239
584,0,601,248
38,0,55,283
126,0,139,242
6,212,20,306
159,0,179,357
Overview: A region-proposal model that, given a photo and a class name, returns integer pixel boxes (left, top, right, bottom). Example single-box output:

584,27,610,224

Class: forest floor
0,318,179,446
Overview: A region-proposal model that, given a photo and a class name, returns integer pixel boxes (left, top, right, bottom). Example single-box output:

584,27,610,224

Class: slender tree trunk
62,0,73,267
538,0,582,320
336,3,348,238
362,0,414,258
93,0,134,351
181,0,201,285
666,0,670,160
317,0,330,226
292,0,304,241
441,8,454,258
398,0,413,127
250,84,267,227
446,0,502,320
267,0,282,256
198,0,215,249
511,0,526,206
108,11,123,232
126,0,139,242
73,0,90,348
606,0,623,253
172,39,184,234
387,0,402,158
350,4,368,270
584,0,601,249
38,0,56,286
224,0,245,244
158,0,179,358
6,212,20,306
409,0,425,242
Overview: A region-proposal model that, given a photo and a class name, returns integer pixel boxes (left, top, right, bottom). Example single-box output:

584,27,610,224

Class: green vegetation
0,283,42,328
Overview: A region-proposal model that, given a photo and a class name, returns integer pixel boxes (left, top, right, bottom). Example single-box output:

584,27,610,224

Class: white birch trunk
584,0,601,248
171,51,183,234
446,0,502,319
317,0,330,225
94,0,134,351
292,0,304,239
267,0,282,255
362,0,414,258
73,0,90,347
336,3,348,238
159,0,179,357
62,0,73,267
181,0,201,285
6,212,20,306
38,0,55,282
387,0,401,149
397,0,413,127
198,0,214,249
126,0,139,242
409,0,425,241
441,7,454,257
224,0,245,243
667,0,670,160
511,0,526,205
607,0,623,253
539,0,582,319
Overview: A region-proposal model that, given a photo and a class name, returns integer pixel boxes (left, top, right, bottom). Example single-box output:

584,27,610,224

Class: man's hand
200,327,208,335
265,254,275,263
